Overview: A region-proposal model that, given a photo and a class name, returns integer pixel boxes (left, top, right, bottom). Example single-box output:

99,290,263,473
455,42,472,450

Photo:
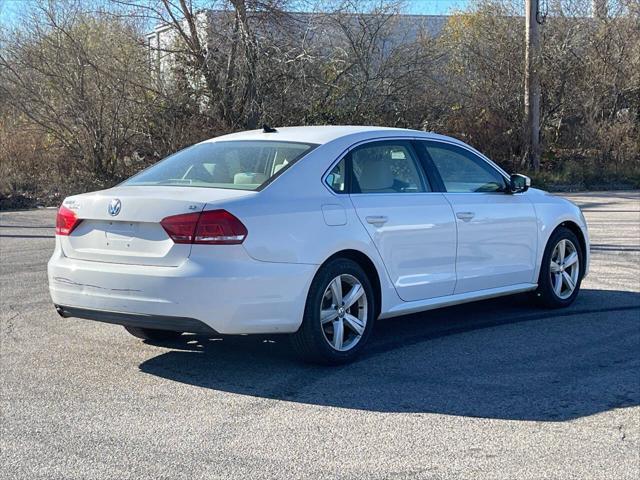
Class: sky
0,0,471,27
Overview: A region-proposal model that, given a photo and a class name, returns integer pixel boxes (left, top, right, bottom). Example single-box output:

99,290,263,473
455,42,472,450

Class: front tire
124,326,183,341
290,258,375,365
535,226,584,308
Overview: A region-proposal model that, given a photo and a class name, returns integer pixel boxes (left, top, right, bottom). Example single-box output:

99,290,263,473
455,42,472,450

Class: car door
327,140,457,302
419,140,538,295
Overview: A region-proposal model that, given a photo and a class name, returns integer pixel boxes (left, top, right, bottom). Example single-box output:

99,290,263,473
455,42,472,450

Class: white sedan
48,126,589,364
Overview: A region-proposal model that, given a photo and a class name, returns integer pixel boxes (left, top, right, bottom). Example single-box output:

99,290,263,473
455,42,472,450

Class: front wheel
290,258,375,365
535,226,584,308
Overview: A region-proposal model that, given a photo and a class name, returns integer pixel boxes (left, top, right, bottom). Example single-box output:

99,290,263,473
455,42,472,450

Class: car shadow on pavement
139,288,640,421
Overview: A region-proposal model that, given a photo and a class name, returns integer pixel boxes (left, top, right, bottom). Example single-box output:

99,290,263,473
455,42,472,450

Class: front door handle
366,215,388,226
456,211,475,222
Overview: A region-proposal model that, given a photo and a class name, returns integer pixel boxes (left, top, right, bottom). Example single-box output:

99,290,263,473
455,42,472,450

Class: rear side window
326,158,347,193
350,141,428,194
124,141,317,191
424,142,506,193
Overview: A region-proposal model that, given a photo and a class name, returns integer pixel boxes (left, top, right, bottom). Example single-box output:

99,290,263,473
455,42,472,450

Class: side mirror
508,174,531,194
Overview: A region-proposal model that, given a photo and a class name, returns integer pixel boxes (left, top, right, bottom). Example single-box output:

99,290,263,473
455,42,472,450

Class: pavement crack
618,424,627,442
2,304,20,338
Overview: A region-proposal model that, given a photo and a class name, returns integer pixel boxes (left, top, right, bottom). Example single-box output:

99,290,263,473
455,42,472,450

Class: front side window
424,142,506,193
350,141,428,194
124,141,317,190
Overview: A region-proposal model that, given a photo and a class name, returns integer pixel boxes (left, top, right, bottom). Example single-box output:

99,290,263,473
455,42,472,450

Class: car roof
205,125,466,147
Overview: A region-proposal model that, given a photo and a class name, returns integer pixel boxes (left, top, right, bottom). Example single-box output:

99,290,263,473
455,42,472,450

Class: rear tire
535,226,584,308
290,258,375,365
124,326,183,341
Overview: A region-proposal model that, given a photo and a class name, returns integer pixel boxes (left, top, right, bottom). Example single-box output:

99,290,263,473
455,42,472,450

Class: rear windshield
124,140,317,190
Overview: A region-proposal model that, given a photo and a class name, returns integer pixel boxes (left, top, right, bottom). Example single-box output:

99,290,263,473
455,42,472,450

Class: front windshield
124,140,317,190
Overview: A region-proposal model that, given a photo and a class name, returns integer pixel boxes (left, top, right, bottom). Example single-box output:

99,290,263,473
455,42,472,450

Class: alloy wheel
549,238,580,300
320,274,368,351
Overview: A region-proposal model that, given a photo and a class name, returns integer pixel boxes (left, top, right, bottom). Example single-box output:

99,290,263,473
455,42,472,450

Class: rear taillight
160,209,248,245
159,212,199,244
55,205,82,236
194,210,248,244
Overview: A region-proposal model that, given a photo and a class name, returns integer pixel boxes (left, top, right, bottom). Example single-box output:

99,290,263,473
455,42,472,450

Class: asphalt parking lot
1,191,639,479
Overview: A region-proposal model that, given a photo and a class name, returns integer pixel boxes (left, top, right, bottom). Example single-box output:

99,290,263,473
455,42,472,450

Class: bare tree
0,1,153,180
0,0,638,207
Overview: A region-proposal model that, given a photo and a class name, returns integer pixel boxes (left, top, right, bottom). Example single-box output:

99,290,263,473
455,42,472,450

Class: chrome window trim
321,135,511,197
322,135,436,196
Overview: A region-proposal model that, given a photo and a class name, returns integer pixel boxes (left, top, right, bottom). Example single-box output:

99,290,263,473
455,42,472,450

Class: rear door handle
456,211,475,222
366,215,388,226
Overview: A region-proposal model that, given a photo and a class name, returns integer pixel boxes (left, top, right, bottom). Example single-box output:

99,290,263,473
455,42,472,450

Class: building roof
146,11,450,39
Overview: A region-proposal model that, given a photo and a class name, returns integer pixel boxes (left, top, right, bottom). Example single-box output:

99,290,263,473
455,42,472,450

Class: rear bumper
48,242,317,335
55,305,217,334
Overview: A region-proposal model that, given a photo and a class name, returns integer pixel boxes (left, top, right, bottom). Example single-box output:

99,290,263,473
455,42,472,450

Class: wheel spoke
553,273,563,295
321,309,338,324
329,277,343,305
550,261,561,273
342,284,364,309
332,319,344,349
562,271,576,292
344,313,365,336
558,239,566,263
563,252,578,268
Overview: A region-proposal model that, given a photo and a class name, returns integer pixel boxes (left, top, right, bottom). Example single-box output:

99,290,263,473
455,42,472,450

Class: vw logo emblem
108,198,122,216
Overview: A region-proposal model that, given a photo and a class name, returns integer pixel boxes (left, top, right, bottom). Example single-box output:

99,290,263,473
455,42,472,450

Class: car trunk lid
59,186,255,266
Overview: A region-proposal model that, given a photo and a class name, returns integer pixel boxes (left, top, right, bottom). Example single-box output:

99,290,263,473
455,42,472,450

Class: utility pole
524,0,541,172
